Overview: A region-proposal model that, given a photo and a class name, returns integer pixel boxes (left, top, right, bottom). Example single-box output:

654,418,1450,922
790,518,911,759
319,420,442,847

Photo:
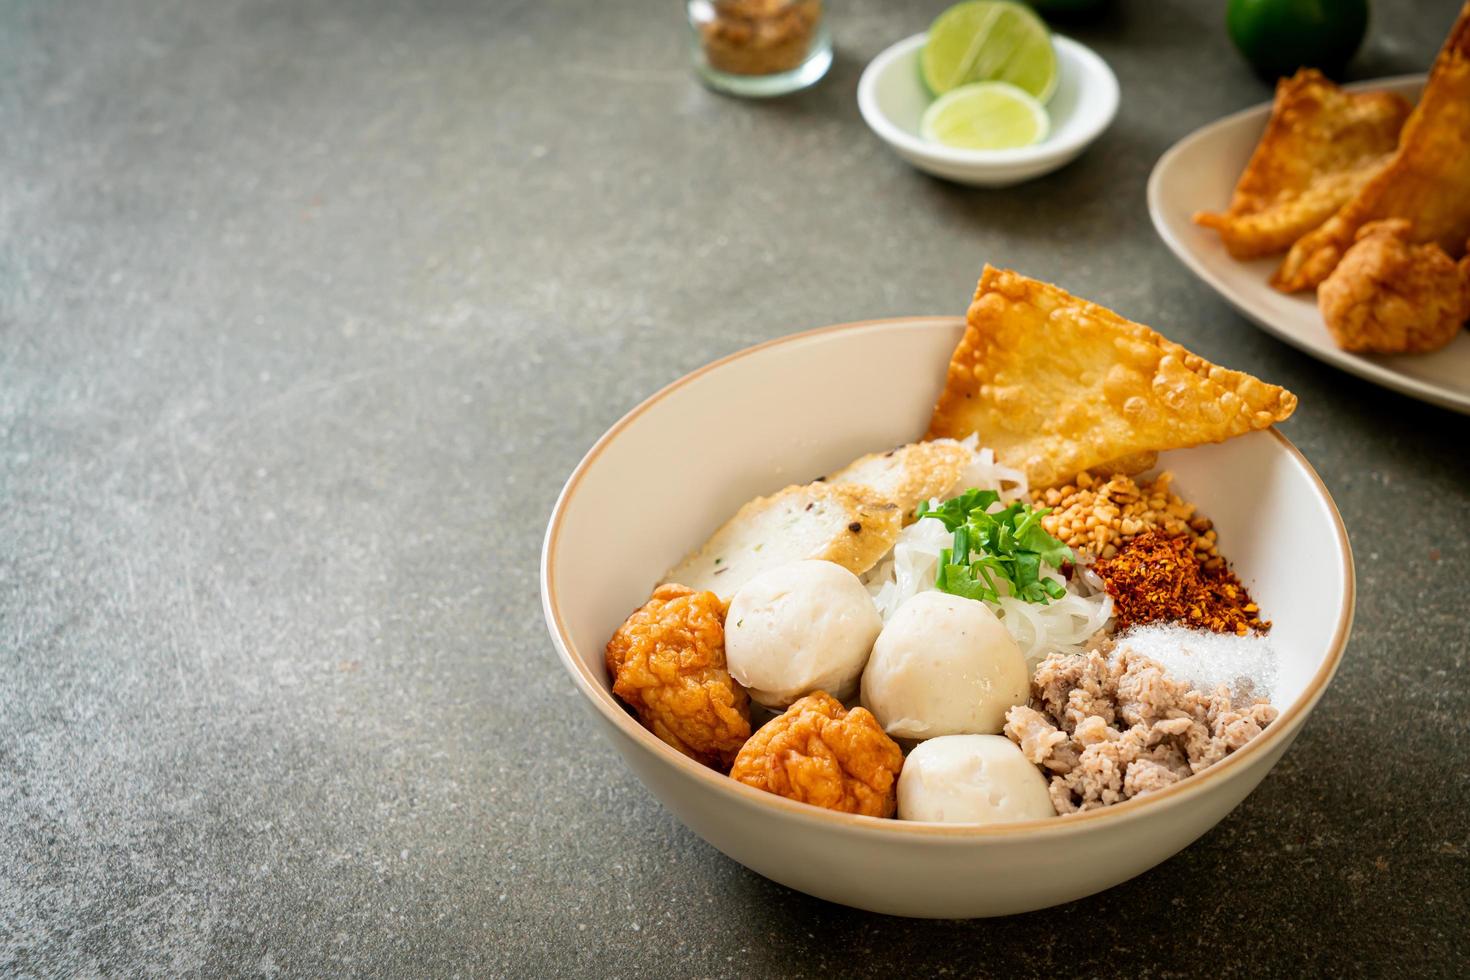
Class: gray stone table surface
3,0,1467,975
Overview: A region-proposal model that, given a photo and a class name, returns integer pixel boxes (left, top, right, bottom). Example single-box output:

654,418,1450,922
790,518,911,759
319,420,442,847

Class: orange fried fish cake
1274,4,1470,291
1194,69,1410,260
1317,220,1470,354
730,691,903,817
606,584,751,769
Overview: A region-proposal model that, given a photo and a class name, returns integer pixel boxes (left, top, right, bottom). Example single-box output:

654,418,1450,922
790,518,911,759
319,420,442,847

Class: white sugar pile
1114,624,1276,703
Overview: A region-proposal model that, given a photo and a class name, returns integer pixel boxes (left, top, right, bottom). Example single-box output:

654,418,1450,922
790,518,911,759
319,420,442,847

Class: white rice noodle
865,516,952,621
994,587,1114,669
863,441,1112,666
951,435,1028,503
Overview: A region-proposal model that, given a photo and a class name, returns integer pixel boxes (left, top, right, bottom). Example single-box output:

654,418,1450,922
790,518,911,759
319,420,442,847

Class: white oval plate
1147,75,1470,415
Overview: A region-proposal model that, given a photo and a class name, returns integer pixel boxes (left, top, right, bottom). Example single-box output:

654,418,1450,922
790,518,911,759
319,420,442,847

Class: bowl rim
856,33,1120,167
540,315,1355,839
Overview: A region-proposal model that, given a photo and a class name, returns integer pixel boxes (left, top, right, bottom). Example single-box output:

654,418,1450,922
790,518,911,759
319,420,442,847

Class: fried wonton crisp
1193,69,1410,260
1273,4,1470,292
925,267,1298,489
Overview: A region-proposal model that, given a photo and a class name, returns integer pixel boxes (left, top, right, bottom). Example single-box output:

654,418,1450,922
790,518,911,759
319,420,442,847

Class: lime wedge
920,81,1050,150
920,0,1059,103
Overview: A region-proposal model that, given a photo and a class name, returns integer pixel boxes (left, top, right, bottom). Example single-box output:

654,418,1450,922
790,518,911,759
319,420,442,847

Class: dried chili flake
1093,530,1269,635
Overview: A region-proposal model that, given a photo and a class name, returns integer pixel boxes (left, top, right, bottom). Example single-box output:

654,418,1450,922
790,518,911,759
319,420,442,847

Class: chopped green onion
916,487,1073,605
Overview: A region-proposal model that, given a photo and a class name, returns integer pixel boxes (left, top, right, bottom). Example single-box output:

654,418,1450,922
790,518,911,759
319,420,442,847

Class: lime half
920,0,1059,103
921,81,1050,150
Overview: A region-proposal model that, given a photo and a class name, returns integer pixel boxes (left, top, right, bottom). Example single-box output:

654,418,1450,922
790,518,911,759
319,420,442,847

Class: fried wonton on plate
926,267,1298,488
1193,69,1410,260
1273,3,1470,292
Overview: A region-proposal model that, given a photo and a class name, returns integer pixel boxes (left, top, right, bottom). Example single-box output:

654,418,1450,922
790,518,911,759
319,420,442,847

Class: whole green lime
1227,0,1369,80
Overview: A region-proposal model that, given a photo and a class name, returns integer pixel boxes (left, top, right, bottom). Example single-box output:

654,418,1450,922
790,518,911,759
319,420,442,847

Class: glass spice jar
687,0,832,97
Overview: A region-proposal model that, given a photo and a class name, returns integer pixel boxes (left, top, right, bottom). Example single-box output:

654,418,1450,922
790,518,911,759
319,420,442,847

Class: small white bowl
541,316,1354,919
858,33,1119,187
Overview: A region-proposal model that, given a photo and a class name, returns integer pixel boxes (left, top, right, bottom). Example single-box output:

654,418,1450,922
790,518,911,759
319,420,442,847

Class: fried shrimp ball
1317,220,1470,354
605,584,751,769
730,691,904,817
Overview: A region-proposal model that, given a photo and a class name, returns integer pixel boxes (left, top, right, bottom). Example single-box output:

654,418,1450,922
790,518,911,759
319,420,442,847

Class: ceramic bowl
857,34,1119,187
541,316,1353,918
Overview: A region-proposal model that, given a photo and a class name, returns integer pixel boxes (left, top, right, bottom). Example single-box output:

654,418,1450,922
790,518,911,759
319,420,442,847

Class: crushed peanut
1033,470,1221,569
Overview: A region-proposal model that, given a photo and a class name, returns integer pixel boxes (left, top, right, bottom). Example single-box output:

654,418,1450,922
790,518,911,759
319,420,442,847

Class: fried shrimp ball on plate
605,584,751,769
1317,220,1470,354
730,691,904,817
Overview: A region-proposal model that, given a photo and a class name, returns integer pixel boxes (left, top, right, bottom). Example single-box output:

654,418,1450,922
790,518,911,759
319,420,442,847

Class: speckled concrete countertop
3,0,1466,974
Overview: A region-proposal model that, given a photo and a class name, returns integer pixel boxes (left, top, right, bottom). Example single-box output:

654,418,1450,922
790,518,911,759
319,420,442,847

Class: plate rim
1146,73,1470,415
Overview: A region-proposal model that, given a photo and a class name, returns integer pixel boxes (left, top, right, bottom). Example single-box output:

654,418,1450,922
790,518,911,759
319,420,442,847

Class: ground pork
1003,646,1278,814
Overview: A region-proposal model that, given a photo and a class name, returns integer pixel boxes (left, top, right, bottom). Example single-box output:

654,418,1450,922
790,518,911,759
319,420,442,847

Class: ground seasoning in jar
1092,530,1269,636
696,0,822,76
